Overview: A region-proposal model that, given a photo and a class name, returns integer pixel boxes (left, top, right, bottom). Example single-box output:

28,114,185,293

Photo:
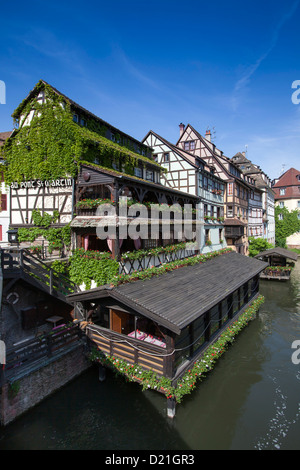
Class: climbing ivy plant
1,80,164,185
275,205,300,246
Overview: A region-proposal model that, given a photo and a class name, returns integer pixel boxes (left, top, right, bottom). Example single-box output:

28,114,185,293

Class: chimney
179,123,185,136
205,129,211,142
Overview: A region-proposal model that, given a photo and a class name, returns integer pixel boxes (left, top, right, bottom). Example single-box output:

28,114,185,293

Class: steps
1,248,79,304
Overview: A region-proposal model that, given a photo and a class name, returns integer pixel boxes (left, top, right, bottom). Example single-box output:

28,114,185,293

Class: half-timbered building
231,152,274,244
3,81,199,260
176,124,254,254
142,130,225,253
72,162,199,260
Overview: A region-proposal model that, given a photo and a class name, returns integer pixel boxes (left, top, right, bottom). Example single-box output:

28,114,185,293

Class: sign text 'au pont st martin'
10,178,73,189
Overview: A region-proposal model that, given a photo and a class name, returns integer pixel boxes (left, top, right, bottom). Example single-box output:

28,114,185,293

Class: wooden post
167,397,176,418
98,365,106,382
114,182,120,261
49,269,53,295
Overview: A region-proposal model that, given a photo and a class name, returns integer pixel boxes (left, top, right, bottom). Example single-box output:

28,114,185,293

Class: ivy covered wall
1,80,163,184
275,205,300,247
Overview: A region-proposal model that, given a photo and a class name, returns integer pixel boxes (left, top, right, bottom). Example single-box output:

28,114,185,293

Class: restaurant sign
10,178,73,189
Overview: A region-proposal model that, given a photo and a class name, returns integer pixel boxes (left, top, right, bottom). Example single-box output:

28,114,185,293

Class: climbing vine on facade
275,205,300,246
1,80,163,185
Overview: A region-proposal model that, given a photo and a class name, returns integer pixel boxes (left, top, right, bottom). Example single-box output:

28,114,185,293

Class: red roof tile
273,168,300,199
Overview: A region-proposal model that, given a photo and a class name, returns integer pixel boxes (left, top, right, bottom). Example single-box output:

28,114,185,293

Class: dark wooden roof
78,162,200,201
68,251,267,334
255,247,298,261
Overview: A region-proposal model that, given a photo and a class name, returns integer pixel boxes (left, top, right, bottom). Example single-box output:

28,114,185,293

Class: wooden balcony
87,324,168,377
224,226,244,239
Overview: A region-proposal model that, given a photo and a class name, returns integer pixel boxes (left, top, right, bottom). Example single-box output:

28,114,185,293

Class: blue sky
1,0,300,180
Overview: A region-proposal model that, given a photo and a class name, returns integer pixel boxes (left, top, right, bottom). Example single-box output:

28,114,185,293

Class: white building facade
142,130,226,253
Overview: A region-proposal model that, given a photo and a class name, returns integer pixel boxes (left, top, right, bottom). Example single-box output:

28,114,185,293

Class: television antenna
210,127,216,143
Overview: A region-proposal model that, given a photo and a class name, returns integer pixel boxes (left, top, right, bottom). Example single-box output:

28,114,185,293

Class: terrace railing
1,248,79,302
119,245,197,275
4,323,83,382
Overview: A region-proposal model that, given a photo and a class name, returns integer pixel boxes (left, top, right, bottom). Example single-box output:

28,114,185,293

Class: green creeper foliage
1,80,163,185
275,205,300,246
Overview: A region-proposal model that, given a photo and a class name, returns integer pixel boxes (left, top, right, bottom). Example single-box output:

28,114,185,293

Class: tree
248,237,273,257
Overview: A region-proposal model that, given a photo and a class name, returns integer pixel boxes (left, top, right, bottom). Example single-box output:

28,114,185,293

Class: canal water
0,260,300,450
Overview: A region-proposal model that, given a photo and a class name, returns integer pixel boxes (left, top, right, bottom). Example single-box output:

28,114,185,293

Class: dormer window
184,141,195,151
280,188,286,195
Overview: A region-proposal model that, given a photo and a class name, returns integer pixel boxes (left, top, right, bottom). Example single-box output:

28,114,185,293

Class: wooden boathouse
255,247,298,281
68,251,267,415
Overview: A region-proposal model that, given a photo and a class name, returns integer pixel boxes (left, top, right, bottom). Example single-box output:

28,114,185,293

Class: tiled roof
273,168,300,199
0,131,12,147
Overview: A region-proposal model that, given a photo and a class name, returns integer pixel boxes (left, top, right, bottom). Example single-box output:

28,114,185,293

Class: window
146,170,154,182
184,140,195,151
1,194,7,211
0,225,2,241
73,114,78,123
134,167,143,178
227,205,233,217
80,118,86,126
280,188,286,195
298,201,300,208
205,229,210,243
163,153,170,162
204,204,208,216
192,317,205,354
278,213,283,220
210,305,220,335
279,201,284,208
219,228,223,243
